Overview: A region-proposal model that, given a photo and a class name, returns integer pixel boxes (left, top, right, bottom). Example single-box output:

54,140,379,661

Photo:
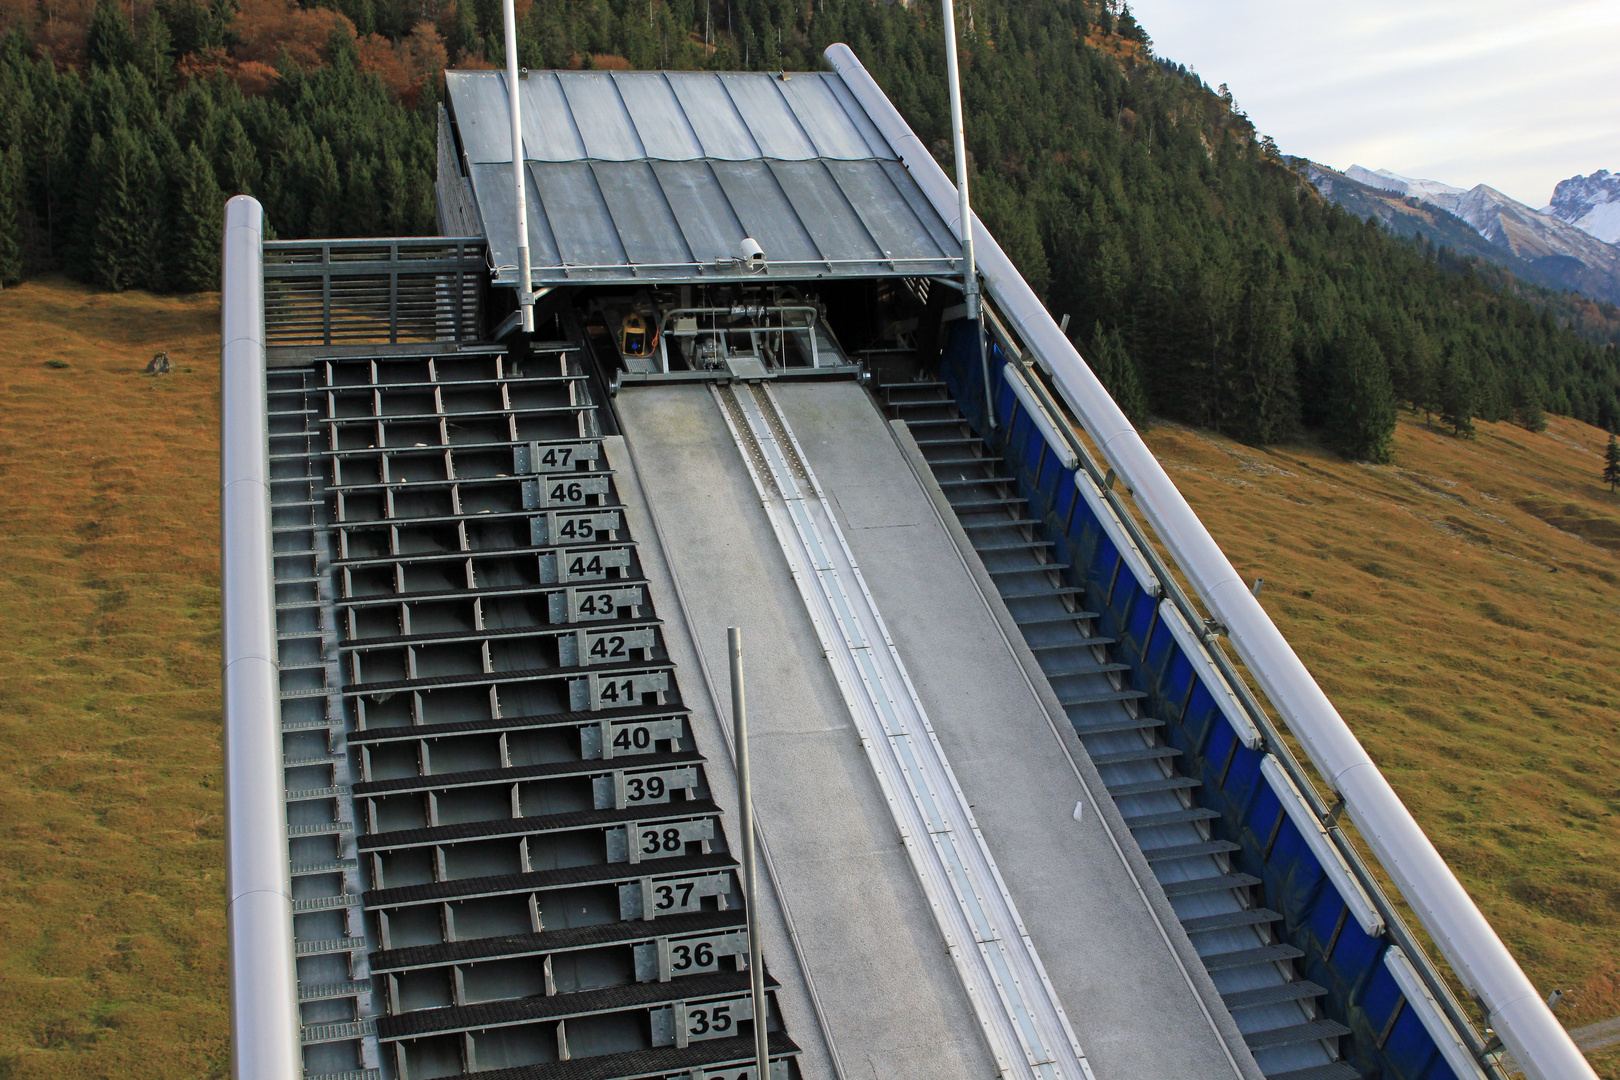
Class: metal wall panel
559,72,648,162
614,73,706,160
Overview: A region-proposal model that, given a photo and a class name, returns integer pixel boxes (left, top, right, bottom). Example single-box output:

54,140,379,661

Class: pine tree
1604,434,1620,493
0,141,24,286
166,141,222,291
84,127,160,291
1085,321,1149,426
1438,353,1477,438
86,0,137,70
1322,325,1397,463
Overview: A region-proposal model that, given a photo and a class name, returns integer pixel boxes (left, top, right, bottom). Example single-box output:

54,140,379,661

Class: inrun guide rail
712,381,1092,1080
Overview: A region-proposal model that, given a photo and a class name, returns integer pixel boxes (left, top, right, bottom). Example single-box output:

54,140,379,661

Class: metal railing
262,236,487,349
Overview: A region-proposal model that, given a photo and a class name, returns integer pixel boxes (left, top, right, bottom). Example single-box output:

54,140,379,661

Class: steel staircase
885,380,1358,1080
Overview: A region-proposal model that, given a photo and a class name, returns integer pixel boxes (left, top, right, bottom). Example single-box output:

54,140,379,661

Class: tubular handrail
826,41,1593,1080
221,194,301,1080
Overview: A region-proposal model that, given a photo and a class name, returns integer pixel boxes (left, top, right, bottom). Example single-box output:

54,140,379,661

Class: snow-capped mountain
1544,170,1620,245
1309,164,1620,307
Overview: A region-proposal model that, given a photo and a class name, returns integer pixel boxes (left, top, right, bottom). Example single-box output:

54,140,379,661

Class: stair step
1106,775,1202,798
1244,1019,1352,1050
1030,636,1116,651
927,456,1001,469
880,380,947,390
1013,610,1102,625
977,540,1057,554
1200,943,1305,972
988,562,1073,576
961,517,1042,530
1072,715,1167,736
1043,660,1132,679
1123,806,1221,829
1001,584,1089,600
1088,745,1182,766
1140,839,1241,863
1264,1062,1359,1080
1059,688,1149,706
1159,872,1262,898
1181,908,1284,935
938,477,1010,488
949,496,1029,510
906,417,974,428
913,436,983,448
1221,980,1328,1010
888,399,952,410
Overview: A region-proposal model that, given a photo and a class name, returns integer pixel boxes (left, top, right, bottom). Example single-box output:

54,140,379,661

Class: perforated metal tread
440,1031,802,1080
1263,1061,1360,1080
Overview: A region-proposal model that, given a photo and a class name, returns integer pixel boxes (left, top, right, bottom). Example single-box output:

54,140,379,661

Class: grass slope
1142,413,1620,1077
0,278,227,1079
0,277,1612,1076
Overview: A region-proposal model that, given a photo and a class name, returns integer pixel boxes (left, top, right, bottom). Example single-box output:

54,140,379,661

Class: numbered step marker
530,510,620,546
522,474,610,510
559,626,657,667
569,669,669,711
549,584,643,624
513,440,600,474
539,546,632,584
583,715,686,760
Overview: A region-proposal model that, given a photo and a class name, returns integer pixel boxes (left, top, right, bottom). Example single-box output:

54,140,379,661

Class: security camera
739,237,765,265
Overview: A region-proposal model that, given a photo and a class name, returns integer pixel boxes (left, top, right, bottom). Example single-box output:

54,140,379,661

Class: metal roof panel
590,160,694,267
717,74,818,160
558,72,647,162
777,74,886,160
528,161,629,270
667,75,763,160
517,72,588,163
612,73,705,160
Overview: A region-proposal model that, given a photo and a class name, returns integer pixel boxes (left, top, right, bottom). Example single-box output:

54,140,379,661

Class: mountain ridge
1310,163,1620,309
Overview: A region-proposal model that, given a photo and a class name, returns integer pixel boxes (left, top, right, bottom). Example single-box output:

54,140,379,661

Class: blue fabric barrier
936,319,1460,1080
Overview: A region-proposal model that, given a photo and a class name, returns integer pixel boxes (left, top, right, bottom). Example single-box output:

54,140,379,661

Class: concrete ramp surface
616,381,1256,1080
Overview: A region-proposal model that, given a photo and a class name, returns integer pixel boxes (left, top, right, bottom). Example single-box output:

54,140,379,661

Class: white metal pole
939,0,994,429
501,0,534,333
729,628,771,1080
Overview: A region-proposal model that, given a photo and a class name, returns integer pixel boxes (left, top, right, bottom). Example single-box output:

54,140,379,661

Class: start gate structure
218,44,1598,1080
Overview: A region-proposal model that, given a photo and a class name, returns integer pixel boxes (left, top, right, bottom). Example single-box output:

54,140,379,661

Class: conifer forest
3,0,1619,460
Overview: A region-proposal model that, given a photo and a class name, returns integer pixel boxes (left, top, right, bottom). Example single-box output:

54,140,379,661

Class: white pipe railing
220,194,302,1080
825,42,1595,1080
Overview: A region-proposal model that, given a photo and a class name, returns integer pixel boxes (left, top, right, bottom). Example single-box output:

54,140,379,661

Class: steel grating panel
263,344,802,1080
442,69,956,285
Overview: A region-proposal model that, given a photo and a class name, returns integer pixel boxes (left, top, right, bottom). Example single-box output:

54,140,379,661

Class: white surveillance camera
739,237,765,265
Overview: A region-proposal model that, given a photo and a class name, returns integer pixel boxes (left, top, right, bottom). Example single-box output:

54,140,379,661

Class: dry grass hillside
0,277,227,1079
0,275,1613,1076
1140,412,1620,1077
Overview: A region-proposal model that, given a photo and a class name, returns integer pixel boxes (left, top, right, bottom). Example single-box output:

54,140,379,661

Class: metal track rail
712,382,1092,1080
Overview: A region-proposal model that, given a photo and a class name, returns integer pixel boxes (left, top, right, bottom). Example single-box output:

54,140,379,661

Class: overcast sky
1127,0,1620,208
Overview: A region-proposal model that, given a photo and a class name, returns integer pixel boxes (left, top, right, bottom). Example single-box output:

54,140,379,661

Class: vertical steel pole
501,0,535,333
729,628,771,1080
939,0,994,429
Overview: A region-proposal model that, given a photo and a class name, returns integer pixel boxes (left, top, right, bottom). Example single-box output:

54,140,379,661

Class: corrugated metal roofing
443,69,961,285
